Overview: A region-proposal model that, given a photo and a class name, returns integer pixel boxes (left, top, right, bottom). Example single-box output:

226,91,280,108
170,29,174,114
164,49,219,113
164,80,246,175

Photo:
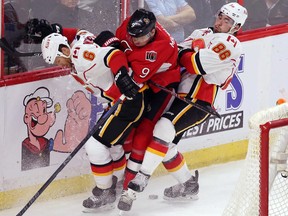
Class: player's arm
93,30,121,48
178,35,208,76
25,18,79,44
179,34,241,76
179,50,204,75
106,49,140,99
94,30,143,95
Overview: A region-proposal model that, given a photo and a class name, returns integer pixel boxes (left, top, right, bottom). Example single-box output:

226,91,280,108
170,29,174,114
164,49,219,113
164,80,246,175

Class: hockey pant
86,92,146,189
123,88,175,189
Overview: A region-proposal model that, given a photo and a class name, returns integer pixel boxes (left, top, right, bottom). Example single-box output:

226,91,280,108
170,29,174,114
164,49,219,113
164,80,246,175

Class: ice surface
0,160,243,216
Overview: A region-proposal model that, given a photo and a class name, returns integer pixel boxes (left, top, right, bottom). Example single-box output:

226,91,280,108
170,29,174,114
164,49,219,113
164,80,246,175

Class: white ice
0,160,243,216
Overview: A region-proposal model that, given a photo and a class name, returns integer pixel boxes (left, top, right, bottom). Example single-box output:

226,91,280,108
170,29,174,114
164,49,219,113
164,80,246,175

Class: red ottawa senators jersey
116,18,180,92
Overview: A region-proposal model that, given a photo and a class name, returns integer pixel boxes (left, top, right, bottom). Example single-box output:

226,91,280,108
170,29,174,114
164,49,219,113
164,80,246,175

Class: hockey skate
82,176,117,211
163,170,199,201
128,171,150,192
115,178,124,198
117,189,137,211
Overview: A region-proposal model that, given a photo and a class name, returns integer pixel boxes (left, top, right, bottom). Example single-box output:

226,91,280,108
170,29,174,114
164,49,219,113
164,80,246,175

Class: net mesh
222,103,288,216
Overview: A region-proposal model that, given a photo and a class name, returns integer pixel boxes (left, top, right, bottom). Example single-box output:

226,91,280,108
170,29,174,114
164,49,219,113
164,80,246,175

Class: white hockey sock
140,139,169,175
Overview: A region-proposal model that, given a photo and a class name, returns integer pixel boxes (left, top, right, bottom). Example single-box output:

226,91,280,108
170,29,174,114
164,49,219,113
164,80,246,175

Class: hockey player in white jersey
41,30,147,210
122,2,248,212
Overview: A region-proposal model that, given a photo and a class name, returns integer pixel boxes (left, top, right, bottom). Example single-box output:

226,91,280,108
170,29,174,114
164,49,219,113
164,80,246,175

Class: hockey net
222,103,288,216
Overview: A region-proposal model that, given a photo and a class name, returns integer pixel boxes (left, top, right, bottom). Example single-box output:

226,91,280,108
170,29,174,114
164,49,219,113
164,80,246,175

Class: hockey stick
149,81,221,118
16,95,125,216
0,38,42,57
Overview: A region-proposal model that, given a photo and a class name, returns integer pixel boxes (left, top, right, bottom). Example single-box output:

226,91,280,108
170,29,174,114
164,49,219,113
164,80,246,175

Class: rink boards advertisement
0,75,102,192
1,32,288,208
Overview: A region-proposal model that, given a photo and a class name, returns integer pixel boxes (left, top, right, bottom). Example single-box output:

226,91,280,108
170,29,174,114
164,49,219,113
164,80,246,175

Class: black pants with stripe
93,91,148,147
162,98,211,144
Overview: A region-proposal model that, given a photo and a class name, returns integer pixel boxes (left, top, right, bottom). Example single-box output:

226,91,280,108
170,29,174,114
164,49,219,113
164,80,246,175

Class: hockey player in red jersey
38,8,181,212
114,9,181,211
115,9,180,90
124,2,248,211
41,30,148,210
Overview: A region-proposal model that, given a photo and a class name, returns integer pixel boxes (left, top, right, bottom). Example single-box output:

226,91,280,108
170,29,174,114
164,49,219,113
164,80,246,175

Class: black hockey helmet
127,9,156,37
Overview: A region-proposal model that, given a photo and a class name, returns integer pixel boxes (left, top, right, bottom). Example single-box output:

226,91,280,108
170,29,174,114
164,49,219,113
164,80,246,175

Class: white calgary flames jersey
70,30,121,103
178,27,243,104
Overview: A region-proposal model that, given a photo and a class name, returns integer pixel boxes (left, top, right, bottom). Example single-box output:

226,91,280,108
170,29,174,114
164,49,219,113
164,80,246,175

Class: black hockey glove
24,18,63,43
178,45,193,59
94,30,120,48
115,66,140,99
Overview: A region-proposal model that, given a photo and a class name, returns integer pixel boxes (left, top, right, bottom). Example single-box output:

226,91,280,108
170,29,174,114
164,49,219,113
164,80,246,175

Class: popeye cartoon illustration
22,87,91,171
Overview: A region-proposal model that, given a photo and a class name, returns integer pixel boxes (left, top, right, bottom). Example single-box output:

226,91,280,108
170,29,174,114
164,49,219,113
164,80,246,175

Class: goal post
223,103,288,216
260,118,288,216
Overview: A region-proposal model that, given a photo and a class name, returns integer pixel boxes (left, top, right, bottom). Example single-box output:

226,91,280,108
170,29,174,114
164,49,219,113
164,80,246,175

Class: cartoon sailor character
22,87,92,171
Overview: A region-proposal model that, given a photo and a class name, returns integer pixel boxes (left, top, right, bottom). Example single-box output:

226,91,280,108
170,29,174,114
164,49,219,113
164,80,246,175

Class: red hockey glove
94,30,120,48
192,38,205,52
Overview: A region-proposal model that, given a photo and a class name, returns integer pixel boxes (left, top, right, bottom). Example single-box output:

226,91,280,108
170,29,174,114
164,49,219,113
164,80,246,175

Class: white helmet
41,33,70,64
220,3,248,32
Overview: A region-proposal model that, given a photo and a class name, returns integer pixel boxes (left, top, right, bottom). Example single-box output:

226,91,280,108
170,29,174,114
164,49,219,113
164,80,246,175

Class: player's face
214,12,234,33
131,29,155,47
54,56,72,68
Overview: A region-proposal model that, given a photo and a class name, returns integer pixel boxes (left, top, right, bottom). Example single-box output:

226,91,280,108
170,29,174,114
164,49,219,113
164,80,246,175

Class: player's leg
118,89,175,211
122,128,135,160
83,137,118,209
122,118,154,190
128,117,175,192
83,92,146,209
122,89,174,189
92,92,146,146
129,99,209,193
117,118,155,212
162,142,199,200
161,100,211,200
110,144,127,196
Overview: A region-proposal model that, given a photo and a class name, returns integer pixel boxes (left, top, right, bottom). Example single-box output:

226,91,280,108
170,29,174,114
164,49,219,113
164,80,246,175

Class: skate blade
117,210,134,216
82,203,115,213
163,194,199,201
